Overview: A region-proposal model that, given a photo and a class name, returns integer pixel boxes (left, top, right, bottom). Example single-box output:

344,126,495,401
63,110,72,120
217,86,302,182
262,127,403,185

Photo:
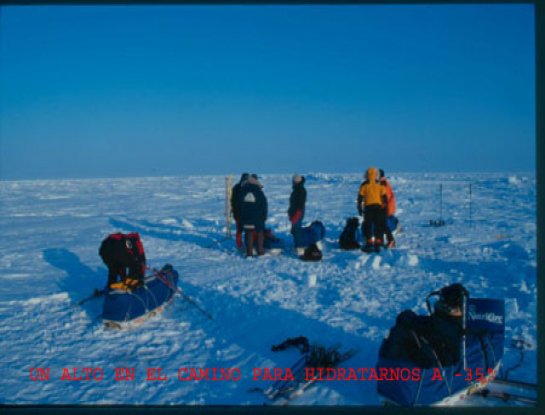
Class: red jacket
380,178,396,216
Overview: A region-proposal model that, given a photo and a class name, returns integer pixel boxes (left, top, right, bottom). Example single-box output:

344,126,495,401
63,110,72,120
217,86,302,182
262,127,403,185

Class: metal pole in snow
225,176,229,238
462,294,467,371
469,183,472,227
228,175,233,238
439,183,443,222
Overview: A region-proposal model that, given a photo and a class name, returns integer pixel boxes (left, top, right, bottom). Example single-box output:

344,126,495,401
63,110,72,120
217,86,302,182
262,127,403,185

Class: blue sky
0,4,536,180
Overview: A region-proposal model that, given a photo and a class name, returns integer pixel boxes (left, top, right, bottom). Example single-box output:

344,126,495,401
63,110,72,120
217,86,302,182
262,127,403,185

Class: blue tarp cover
102,266,179,322
300,221,325,247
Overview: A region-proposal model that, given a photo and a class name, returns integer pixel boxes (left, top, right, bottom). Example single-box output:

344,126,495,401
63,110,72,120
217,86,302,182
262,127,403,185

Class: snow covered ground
0,172,537,405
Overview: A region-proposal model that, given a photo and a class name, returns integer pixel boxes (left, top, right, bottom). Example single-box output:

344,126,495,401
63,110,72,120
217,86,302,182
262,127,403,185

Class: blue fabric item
364,215,398,239
102,265,179,323
376,298,504,406
387,215,399,232
299,221,325,247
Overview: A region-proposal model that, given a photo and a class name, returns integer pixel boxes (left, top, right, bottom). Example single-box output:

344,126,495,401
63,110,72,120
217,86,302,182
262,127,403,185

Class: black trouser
362,205,385,244
243,226,264,256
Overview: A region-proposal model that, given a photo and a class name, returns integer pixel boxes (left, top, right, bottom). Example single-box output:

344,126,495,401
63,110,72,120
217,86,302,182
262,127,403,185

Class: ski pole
178,289,214,321
462,292,468,371
75,288,106,307
147,267,214,321
203,236,230,250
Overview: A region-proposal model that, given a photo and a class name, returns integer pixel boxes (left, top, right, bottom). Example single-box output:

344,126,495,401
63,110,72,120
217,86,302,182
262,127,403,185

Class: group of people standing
231,166,397,257
231,173,307,257
96,168,396,289
357,167,397,253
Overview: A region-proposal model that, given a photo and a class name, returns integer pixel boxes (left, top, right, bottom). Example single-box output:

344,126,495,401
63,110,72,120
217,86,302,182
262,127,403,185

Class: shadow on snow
109,217,232,253
170,279,381,405
43,248,106,321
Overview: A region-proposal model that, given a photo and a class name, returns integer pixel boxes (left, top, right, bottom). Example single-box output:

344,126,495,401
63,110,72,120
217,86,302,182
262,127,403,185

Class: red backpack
107,232,146,273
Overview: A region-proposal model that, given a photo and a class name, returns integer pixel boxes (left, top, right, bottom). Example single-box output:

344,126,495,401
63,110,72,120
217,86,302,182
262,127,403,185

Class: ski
249,343,340,402
278,347,358,405
259,344,358,405
491,378,537,391
477,389,537,405
263,343,341,403
148,266,214,321
75,288,105,306
262,354,308,401
476,377,538,406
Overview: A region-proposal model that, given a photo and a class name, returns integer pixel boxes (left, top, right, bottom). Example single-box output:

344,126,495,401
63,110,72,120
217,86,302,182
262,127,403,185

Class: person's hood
366,167,378,182
247,175,263,188
292,175,305,189
239,173,249,184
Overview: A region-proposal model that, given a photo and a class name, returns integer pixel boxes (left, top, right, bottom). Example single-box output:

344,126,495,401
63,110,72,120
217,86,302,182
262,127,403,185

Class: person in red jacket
379,169,396,248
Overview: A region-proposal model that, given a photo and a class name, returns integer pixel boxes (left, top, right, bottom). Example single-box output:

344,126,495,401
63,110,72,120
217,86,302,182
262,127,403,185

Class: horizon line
0,170,536,183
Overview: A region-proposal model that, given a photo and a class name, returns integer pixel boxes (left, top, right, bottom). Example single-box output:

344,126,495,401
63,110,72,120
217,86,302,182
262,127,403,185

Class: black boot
362,240,374,253
245,230,254,257
256,231,265,256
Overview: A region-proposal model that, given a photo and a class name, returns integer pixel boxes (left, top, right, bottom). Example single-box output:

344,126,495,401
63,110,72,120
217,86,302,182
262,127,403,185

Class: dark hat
347,217,359,226
439,283,469,308
379,169,385,179
240,172,250,181
248,174,263,188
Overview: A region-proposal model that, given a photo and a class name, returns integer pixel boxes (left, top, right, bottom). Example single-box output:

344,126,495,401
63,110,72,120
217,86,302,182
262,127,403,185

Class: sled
300,221,325,247
377,298,505,406
102,264,179,330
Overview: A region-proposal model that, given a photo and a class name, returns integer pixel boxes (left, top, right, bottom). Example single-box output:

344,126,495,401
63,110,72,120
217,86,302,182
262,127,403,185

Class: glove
290,210,302,225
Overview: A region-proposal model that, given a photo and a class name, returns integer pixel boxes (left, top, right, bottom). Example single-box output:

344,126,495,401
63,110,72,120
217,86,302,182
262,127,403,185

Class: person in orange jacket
379,168,396,248
357,167,387,253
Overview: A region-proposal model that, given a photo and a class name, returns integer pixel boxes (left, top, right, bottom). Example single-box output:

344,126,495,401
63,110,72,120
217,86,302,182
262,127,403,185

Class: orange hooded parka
358,167,386,209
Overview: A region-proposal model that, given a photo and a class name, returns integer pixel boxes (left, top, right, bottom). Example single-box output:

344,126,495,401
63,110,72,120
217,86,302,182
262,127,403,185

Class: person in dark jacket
99,232,146,289
239,174,268,256
231,173,249,249
339,217,361,250
288,174,307,255
379,283,467,368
